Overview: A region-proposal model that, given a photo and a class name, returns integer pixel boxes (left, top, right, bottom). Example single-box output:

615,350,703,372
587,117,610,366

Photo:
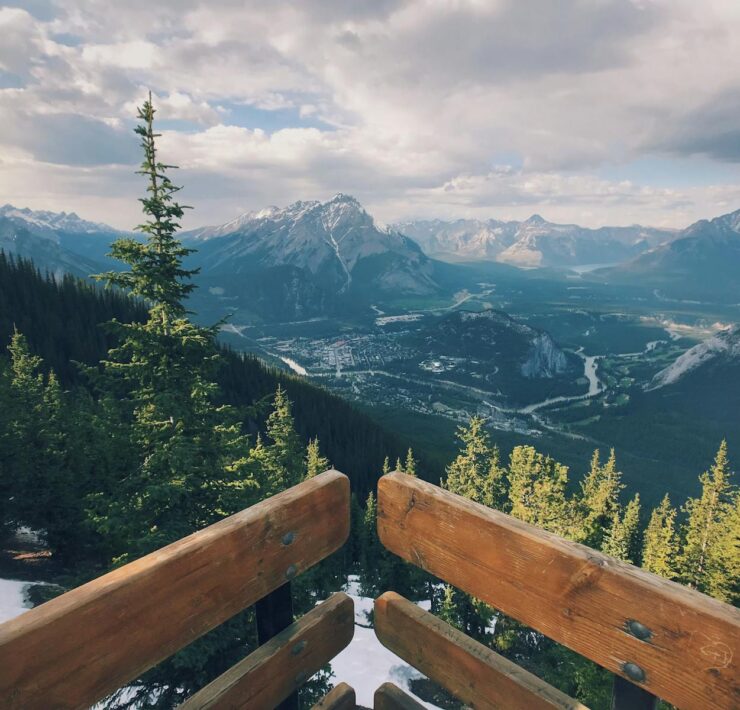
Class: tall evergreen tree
579,449,623,548
444,417,496,506
641,494,678,579
602,494,641,564
678,441,736,599
305,437,330,479
403,448,418,477
507,445,570,536
89,96,261,705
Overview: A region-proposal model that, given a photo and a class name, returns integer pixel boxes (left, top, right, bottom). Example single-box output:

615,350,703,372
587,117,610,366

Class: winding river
519,351,603,414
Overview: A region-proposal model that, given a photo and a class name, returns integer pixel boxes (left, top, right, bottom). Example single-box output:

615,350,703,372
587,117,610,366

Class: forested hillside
0,252,420,499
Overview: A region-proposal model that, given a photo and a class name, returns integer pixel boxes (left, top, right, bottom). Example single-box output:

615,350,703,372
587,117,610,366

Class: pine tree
403,448,417,477
91,97,258,563
247,387,305,495
579,449,623,548
713,492,740,604
602,494,641,564
444,417,494,506
641,494,678,579
305,437,330,479
507,445,570,536
382,456,391,475
88,96,260,705
678,441,736,599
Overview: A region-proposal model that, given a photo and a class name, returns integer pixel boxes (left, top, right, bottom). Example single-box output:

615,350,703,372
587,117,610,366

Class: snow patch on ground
0,578,35,624
1,573,443,708
331,576,441,708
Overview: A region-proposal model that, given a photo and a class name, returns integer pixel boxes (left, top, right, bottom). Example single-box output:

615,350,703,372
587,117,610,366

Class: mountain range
182,194,441,320
394,215,675,267
598,209,740,300
1,198,738,316
0,204,118,278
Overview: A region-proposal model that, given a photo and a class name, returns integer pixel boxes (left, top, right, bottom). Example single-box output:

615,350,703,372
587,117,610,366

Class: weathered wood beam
374,682,425,710
0,470,350,710
180,592,354,709
377,472,740,710
375,591,586,710
312,681,356,710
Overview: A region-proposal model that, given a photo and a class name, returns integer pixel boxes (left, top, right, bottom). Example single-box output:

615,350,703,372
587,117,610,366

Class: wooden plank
377,472,740,710
312,682,356,710
180,592,354,709
374,682,425,710
375,592,586,710
0,470,351,710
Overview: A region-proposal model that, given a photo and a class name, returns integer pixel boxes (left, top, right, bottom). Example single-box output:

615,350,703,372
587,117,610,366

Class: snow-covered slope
0,578,35,624
396,215,674,268
649,326,740,389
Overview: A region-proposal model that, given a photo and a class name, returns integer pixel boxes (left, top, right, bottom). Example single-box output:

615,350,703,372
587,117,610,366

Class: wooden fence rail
180,592,354,709
375,591,586,710
377,472,740,710
0,470,350,710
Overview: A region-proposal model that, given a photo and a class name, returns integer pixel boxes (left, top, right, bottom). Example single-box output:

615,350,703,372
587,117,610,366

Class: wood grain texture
0,470,350,710
377,472,740,710
180,592,354,710
374,682,426,710
312,681,356,710
375,592,586,710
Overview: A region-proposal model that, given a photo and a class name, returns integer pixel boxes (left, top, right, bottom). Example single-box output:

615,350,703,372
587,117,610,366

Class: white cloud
0,0,739,229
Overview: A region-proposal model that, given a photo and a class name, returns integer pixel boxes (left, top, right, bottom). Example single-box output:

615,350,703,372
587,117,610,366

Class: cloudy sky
1,0,740,230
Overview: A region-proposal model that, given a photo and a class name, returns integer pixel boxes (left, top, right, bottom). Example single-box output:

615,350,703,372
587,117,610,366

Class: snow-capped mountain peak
0,204,117,235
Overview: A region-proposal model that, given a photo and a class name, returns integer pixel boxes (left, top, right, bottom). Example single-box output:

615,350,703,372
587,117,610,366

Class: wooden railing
0,470,352,710
1,468,738,709
376,472,740,710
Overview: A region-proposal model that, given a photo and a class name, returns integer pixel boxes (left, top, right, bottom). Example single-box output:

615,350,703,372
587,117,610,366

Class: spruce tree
403,448,417,477
438,584,493,643
90,96,260,705
602,494,641,564
305,437,330,479
91,97,258,563
641,494,678,579
507,445,569,536
444,417,494,505
579,449,623,548
678,441,736,599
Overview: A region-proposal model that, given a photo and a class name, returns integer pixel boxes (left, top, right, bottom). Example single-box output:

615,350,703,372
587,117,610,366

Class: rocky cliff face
521,332,569,378
649,326,740,389
429,308,569,378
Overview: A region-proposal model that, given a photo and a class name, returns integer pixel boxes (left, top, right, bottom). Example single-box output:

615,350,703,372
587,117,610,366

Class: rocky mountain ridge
395,214,675,267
